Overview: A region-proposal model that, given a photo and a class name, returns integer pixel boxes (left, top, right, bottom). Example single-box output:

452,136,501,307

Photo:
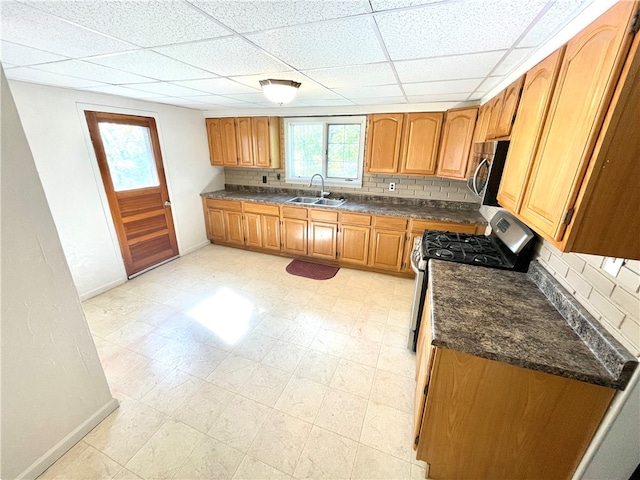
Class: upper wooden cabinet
365,113,404,173
205,116,281,168
485,94,503,140
399,112,444,175
498,48,565,213
472,102,491,144
435,107,478,179
511,1,639,258
485,76,525,139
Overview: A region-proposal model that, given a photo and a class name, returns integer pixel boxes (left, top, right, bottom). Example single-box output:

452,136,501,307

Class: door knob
164,201,172,207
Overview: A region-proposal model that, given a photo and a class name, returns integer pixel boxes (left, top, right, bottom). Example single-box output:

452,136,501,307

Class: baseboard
180,240,210,256
79,278,126,301
16,397,120,480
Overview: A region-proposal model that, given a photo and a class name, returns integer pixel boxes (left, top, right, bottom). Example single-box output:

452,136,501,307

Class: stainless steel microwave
466,140,509,206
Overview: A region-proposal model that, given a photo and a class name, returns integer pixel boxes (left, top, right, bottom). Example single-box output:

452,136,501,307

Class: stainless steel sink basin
286,197,346,207
314,198,346,206
287,196,323,204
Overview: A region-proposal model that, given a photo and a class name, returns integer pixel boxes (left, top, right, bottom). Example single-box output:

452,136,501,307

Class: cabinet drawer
341,212,371,226
410,219,478,234
243,202,279,215
282,206,308,219
205,198,242,211
309,209,339,223
373,216,407,231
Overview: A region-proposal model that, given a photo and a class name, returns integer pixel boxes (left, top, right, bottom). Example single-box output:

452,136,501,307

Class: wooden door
206,209,225,242
252,117,271,168
339,224,370,265
282,218,308,255
369,229,405,271
472,102,491,143
485,94,504,139
498,49,565,213
518,1,636,241
435,107,478,179
206,118,224,166
365,113,404,173
495,76,525,137
85,111,179,278
244,212,262,248
399,112,444,175
219,117,239,166
309,221,338,260
224,210,245,245
261,214,281,251
236,117,254,166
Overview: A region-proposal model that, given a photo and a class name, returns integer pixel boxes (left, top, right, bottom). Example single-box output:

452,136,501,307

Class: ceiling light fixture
259,79,301,105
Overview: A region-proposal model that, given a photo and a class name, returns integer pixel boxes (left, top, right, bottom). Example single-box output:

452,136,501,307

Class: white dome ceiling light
259,79,302,105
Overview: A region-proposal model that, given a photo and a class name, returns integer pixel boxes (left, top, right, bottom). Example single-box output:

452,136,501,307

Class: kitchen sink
286,197,346,207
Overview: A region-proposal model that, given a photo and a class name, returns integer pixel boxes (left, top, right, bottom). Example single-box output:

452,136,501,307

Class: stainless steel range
408,210,536,351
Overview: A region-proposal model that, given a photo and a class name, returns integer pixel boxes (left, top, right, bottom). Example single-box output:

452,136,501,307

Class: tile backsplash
535,241,640,356
223,168,480,203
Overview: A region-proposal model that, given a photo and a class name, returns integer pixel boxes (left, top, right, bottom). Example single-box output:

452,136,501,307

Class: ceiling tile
88,51,213,81
492,48,535,76
125,82,212,97
154,37,288,76
248,17,386,70
0,1,135,58
3,63,18,69
301,99,356,107
475,76,503,94
394,51,507,83
84,85,168,98
173,78,260,95
302,63,397,88
518,0,593,48
6,67,105,88
375,0,547,60
332,84,403,99
353,96,407,105
407,93,472,103
403,78,482,95
24,0,231,48
188,95,256,106
0,41,68,66
190,0,372,33
220,93,268,103
145,97,210,109
370,0,444,11
33,59,157,84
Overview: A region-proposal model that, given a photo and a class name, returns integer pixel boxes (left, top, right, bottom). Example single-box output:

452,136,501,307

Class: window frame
283,116,367,188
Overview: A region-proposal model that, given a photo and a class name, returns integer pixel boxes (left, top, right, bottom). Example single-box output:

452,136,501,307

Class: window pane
98,122,159,192
327,124,360,179
290,123,323,178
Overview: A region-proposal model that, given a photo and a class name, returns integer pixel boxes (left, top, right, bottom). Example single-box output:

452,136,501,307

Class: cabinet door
236,117,254,166
399,112,444,175
495,76,525,138
365,113,404,173
261,214,281,251
224,210,245,245
519,2,636,241
206,208,225,242
369,229,405,271
206,119,224,166
309,221,338,260
282,218,308,256
243,212,262,248
252,117,271,168
220,117,239,166
472,103,491,144
485,94,504,139
498,50,564,213
339,224,370,266
435,108,478,180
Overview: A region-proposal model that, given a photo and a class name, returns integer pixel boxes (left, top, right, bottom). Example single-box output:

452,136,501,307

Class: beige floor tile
314,388,367,441
109,357,174,400
232,456,290,480
262,340,307,373
357,304,392,324
332,298,363,317
370,369,415,414
275,376,328,422
173,381,235,433
155,339,229,379
309,329,349,356
140,368,203,415
112,468,142,480
351,319,386,343
233,332,278,362
387,307,412,328
253,314,293,339
340,336,381,367
125,420,205,480
383,325,411,348
174,436,244,480
351,443,411,479
84,306,131,339
330,358,376,398
280,321,321,347
360,402,413,461
411,462,427,479
321,311,357,335
293,425,358,480
38,441,121,480
92,337,121,363
206,355,258,392
294,349,340,385
208,394,271,452
105,321,155,348
238,363,291,407
295,308,330,328
268,299,306,320
377,344,416,379
84,396,166,465
248,410,312,475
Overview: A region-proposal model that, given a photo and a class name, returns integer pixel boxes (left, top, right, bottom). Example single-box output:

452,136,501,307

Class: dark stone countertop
428,260,637,390
200,186,486,225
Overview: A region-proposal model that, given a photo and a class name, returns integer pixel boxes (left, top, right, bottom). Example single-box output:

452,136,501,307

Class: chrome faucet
309,173,330,198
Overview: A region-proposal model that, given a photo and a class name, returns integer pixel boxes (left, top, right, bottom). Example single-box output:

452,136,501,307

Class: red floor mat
285,259,339,280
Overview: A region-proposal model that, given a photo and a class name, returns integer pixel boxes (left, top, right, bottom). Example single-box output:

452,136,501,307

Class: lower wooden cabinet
205,208,225,243
225,210,245,246
242,203,281,252
309,221,338,260
369,216,407,272
282,217,307,255
340,224,371,266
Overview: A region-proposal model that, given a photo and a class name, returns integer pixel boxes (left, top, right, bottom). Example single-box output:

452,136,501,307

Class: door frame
77,103,182,281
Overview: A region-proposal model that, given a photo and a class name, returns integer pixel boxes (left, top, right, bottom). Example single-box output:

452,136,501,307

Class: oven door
408,239,427,351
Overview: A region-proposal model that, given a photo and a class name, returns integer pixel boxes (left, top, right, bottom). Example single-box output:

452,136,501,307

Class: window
284,116,366,187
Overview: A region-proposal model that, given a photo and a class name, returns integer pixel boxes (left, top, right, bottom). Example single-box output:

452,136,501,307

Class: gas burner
434,249,455,259
472,254,502,266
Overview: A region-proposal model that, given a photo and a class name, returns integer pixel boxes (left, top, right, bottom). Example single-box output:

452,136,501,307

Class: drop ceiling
1,0,599,112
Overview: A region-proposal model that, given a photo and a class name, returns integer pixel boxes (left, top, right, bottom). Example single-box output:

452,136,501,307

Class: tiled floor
39,244,426,480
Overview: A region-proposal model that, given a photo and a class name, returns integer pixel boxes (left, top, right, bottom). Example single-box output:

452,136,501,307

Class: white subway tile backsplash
582,265,616,297
611,287,640,321
588,290,626,328
561,253,586,274
619,318,640,347
566,269,593,299
617,266,640,294
547,254,570,277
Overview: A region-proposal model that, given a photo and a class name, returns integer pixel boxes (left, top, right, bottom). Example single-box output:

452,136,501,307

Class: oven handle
472,157,489,196
410,248,420,274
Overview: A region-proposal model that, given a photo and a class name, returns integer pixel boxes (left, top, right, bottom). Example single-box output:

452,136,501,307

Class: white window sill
285,178,362,189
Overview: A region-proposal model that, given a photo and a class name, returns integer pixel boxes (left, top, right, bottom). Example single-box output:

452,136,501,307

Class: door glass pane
289,123,323,178
327,124,360,179
98,122,159,192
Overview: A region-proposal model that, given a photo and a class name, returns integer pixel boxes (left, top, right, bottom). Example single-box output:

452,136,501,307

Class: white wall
8,80,224,299
1,68,117,479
